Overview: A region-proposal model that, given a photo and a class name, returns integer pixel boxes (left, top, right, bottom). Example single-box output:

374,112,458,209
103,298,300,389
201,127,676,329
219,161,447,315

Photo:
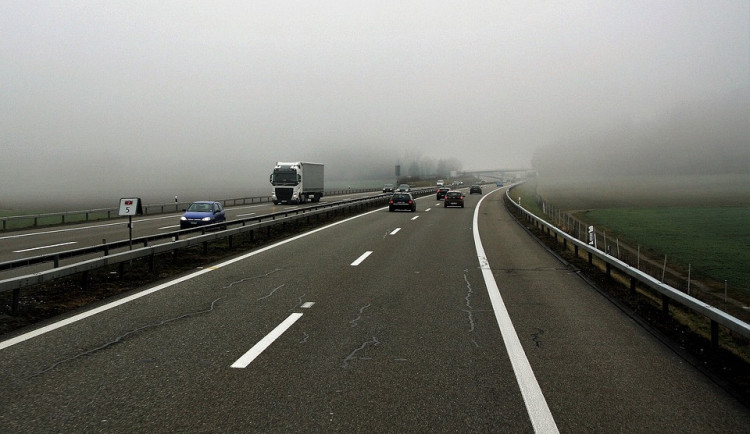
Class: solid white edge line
0,269,215,351
13,241,77,253
231,313,303,368
1,205,389,351
473,189,559,434
351,251,373,266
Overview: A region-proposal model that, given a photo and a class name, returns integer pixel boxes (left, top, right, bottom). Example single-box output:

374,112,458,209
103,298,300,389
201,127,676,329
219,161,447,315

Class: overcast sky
1,1,748,207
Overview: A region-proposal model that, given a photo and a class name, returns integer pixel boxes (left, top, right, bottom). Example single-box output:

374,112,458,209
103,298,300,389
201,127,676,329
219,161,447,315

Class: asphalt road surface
1,188,748,432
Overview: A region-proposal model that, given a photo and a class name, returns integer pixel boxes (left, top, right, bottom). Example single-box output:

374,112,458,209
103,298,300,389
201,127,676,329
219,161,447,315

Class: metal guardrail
0,188,380,231
504,188,750,347
0,188,436,312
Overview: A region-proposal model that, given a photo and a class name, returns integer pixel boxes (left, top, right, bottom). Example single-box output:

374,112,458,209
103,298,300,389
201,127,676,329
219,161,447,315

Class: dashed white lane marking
13,242,77,253
473,190,558,433
411,216,419,221
231,313,303,368
0,206,387,351
390,228,401,235
300,302,315,309
351,251,373,266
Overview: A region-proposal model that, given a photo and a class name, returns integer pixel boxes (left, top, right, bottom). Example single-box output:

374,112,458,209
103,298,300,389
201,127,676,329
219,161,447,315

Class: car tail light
408,200,413,204
389,200,394,204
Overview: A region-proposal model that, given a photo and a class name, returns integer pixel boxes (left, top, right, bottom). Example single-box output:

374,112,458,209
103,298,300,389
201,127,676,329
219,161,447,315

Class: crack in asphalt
257,284,285,301
27,297,225,379
532,328,545,348
349,303,372,328
299,331,310,344
222,268,282,289
463,269,476,333
342,336,380,368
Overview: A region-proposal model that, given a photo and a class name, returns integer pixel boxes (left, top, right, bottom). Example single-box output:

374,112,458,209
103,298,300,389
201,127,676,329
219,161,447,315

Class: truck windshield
271,170,299,186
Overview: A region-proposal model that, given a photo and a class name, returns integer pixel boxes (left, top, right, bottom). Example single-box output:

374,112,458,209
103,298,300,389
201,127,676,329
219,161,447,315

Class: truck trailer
270,161,324,204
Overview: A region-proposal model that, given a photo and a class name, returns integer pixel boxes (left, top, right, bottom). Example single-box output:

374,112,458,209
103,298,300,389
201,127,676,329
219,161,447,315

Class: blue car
180,201,226,229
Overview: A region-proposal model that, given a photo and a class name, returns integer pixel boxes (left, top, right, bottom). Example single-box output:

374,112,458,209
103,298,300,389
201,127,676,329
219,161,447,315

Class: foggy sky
1,1,748,208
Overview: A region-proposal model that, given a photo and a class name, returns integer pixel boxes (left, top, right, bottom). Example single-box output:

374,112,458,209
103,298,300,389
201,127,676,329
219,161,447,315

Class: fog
1,1,747,210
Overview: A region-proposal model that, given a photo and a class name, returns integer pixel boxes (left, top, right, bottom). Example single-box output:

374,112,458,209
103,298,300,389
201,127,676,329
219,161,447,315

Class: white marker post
118,198,143,249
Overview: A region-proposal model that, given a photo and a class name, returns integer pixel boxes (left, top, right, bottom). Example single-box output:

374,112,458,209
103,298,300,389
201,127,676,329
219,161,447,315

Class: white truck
270,161,324,204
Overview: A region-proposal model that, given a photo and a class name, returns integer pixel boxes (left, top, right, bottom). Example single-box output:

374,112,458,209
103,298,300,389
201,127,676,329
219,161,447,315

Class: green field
578,207,749,293
511,178,750,295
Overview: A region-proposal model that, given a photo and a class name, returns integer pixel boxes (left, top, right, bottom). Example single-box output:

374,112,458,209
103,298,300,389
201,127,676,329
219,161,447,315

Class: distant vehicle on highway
496,181,503,187
389,193,416,212
436,179,445,187
397,184,411,192
180,201,226,229
270,161,324,204
444,191,464,208
383,184,394,193
436,187,450,199
470,185,482,194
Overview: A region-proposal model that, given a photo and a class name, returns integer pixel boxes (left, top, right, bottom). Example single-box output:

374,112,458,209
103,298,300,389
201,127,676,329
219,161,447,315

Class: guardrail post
12,288,20,314
588,252,593,265
606,262,611,277
662,294,669,316
81,271,89,290
103,239,109,256
630,277,636,295
54,255,60,268
710,320,719,351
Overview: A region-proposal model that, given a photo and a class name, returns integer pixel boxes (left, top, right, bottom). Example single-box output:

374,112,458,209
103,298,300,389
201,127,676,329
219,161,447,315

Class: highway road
1,188,748,432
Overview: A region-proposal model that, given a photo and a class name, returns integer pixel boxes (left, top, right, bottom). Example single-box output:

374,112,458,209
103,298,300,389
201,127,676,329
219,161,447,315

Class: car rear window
393,194,409,200
447,192,462,198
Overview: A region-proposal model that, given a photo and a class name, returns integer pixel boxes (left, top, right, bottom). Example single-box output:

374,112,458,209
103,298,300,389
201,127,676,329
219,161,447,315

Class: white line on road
236,213,256,218
390,228,401,235
0,205,388,350
411,216,419,221
425,208,431,212
231,313,303,368
301,302,315,309
13,242,77,253
473,190,558,433
351,251,373,266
